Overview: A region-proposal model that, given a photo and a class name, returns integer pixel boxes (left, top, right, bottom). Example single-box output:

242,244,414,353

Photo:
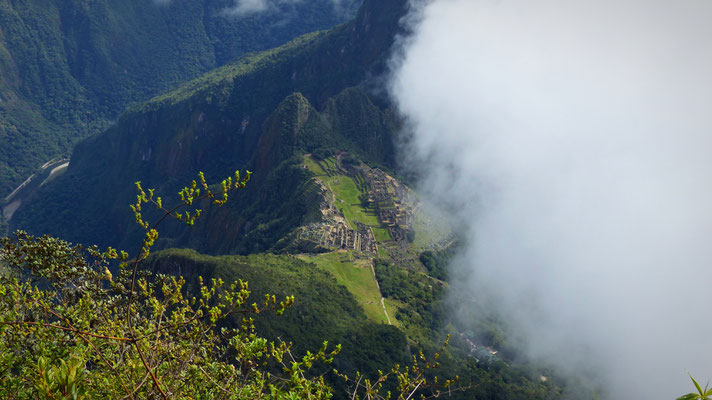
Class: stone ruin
293,177,378,254
296,220,377,254
294,155,419,254
362,167,416,243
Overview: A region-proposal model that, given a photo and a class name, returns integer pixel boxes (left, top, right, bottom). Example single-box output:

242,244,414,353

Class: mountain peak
12,0,409,252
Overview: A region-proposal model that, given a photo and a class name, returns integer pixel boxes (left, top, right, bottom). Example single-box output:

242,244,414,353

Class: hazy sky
391,0,712,398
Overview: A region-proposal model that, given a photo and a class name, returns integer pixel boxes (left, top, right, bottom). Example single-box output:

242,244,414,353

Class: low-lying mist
390,0,712,398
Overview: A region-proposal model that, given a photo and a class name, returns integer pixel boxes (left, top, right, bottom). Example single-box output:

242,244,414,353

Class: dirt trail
370,260,392,325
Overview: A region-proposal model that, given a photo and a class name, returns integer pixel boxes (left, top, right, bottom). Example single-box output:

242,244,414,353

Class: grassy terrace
372,227,391,242
297,251,389,324
330,176,380,228
302,155,326,176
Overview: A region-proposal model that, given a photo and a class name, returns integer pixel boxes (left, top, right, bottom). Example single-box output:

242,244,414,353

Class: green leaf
692,375,704,395
676,394,700,400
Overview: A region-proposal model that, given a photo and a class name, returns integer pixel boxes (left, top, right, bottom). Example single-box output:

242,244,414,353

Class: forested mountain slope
0,0,360,197
3,1,599,397
143,249,570,400
13,0,406,253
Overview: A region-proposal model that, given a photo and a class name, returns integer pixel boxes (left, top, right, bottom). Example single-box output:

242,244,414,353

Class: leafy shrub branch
678,375,712,400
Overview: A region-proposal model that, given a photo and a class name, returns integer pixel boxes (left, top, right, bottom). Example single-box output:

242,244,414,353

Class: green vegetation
297,251,388,324
420,246,456,281
0,0,360,198
141,32,325,113
678,375,712,400
383,298,406,328
302,154,327,176
330,175,381,228
1,228,465,399
374,260,443,333
144,249,424,399
15,84,401,254
14,0,404,245
0,170,464,399
13,0,405,253
0,171,347,398
0,231,339,399
373,227,393,242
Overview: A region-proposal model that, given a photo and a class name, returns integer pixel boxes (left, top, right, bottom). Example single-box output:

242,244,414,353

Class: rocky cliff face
0,0,361,197
13,0,409,254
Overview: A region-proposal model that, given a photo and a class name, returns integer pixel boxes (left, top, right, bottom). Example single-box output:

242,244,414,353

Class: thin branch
351,376,363,400
40,306,136,400
404,379,424,400
125,188,227,331
197,365,233,395
122,370,153,400
0,321,133,342
77,333,136,400
134,338,169,400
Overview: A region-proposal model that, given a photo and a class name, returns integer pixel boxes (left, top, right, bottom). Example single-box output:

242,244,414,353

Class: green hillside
141,248,567,400
297,251,392,325
13,0,406,254
0,0,360,197
144,249,404,357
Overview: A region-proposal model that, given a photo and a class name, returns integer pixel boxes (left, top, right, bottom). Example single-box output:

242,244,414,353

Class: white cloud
222,0,350,17
391,0,712,398
223,0,273,16
222,0,309,17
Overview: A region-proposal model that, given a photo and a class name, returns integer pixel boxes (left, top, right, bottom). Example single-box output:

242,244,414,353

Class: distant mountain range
0,0,361,197
11,0,406,254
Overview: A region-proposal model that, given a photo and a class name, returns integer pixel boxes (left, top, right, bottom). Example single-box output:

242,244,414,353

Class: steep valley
1,0,595,398
0,0,361,198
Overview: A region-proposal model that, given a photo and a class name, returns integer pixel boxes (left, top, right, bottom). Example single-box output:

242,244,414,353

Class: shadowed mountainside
13,0,408,254
0,0,361,197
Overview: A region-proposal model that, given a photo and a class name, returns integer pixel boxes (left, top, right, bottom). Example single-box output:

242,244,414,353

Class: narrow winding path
370,260,392,325
3,158,69,221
